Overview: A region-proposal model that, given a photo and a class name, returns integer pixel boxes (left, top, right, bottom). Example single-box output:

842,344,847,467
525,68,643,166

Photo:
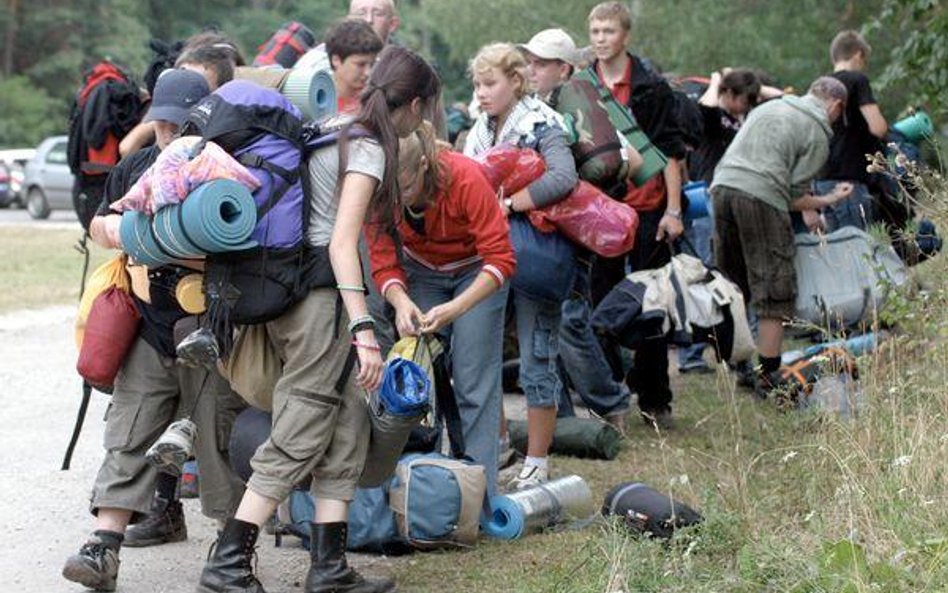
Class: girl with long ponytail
198,45,440,593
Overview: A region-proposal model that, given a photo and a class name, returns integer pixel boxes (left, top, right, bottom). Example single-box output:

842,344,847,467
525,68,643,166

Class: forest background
0,0,944,147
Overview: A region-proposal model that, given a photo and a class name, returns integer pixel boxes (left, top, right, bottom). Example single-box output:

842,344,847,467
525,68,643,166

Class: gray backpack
794,227,909,329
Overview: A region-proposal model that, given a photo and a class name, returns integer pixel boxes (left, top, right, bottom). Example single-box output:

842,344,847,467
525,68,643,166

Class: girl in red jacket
367,121,514,497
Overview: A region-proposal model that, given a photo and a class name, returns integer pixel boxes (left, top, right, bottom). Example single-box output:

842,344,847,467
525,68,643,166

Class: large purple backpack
181,80,337,341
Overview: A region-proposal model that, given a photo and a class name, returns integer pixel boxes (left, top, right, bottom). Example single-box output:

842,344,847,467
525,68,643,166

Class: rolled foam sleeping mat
120,179,257,266
120,210,169,268
483,475,595,540
507,416,622,460
282,66,336,121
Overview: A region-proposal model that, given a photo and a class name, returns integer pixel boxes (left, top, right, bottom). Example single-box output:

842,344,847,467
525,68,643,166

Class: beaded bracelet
351,340,381,352
346,315,375,334
337,284,365,292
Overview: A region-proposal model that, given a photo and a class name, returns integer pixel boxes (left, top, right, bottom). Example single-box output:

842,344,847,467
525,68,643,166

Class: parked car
23,136,74,219
0,148,37,207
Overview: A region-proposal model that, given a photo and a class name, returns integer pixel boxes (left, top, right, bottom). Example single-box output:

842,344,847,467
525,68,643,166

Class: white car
23,136,74,219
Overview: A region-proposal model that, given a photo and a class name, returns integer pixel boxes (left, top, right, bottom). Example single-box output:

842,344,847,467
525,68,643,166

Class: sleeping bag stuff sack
359,357,431,488
77,286,142,389
389,453,486,550
794,226,909,330
508,215,576,304
528,180,638,258
602,482,703,539
180,81,340,353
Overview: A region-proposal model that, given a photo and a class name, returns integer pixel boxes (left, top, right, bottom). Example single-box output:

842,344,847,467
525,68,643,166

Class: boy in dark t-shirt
815,30,888,231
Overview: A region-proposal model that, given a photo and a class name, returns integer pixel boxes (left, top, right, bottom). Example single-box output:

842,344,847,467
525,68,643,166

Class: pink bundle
529,180,638,257
473,144,546,196
111,136,261,214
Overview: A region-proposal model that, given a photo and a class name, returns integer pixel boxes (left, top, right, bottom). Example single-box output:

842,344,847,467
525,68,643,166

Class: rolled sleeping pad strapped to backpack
359,358,431,488
483,475,595,540
119,179,258,266
601,482,703,539
507,417,622,460
253,21,318,69
282,66,337,122
682,180,710,219
892,110,934,144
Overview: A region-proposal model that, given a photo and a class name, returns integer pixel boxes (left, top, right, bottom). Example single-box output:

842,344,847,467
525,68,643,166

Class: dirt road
0,307,396,592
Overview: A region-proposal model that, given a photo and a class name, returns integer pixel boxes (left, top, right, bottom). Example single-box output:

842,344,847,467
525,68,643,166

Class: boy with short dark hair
816,29,888,231
324,19,384,114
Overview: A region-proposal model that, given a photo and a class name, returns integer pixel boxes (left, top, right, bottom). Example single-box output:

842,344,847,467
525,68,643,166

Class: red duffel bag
473,144,546,196
77,286,141,389
529,180,639,257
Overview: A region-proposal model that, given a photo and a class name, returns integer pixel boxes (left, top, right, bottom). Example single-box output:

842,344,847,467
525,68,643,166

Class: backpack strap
426,336,466,460
574,68,662,157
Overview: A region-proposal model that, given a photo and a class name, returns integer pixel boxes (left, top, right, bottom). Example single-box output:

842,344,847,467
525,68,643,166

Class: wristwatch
664,208,682,220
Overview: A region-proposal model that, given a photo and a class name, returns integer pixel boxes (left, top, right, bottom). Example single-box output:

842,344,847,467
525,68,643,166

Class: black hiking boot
197,518,266,593
62,533,121,591
305,522,395,593
124,498,187,548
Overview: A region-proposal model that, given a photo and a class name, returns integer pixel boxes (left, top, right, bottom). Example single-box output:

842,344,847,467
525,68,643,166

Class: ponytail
338,46,441,232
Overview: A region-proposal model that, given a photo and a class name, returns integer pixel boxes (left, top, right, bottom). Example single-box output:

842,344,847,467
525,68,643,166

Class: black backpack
67,61,145,230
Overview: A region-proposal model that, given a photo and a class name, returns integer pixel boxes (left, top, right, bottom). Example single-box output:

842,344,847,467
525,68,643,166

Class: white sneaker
145,418,198,475
507,463,549,491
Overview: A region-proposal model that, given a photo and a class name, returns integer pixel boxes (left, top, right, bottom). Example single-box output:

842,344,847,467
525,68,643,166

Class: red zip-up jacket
367,150,516,297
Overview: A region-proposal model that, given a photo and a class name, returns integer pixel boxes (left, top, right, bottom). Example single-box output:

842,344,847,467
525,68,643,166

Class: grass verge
0,226,109,313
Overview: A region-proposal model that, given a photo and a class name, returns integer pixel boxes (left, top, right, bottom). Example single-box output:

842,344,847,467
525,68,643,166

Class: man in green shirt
711,76,853,398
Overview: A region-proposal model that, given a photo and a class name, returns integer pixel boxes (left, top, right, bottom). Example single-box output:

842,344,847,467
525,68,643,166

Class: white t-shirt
306,125,385,247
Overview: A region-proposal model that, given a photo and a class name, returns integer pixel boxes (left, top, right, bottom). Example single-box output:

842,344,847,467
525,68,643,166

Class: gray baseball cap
144,69,211,126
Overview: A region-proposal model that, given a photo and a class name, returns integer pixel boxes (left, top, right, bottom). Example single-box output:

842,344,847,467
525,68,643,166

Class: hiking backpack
253,22,318,69
67,61,146,230
549,78,627,196
179,80,365,348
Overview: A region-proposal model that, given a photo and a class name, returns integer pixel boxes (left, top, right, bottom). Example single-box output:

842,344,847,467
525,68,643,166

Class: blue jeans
557,259,631,417
678,215,714,370
813,180,874,232
513,292,564,410
406,260,508,497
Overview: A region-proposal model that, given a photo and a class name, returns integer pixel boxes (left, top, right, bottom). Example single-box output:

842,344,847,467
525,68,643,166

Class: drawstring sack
359,343,432,488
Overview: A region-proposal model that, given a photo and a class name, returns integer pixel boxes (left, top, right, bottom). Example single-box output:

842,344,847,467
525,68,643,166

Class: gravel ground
0,307,399,592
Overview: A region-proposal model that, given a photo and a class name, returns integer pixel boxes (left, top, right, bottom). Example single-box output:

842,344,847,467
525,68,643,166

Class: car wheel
26,188,50,220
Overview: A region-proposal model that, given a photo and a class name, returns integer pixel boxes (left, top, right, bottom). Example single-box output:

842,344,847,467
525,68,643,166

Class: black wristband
349,321,375,335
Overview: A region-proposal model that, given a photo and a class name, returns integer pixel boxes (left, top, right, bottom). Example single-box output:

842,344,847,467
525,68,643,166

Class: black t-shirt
824,70,883,183
690,104,743,183
98,145,189,358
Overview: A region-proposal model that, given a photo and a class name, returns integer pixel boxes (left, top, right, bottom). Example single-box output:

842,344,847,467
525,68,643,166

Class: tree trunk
3,0,19,77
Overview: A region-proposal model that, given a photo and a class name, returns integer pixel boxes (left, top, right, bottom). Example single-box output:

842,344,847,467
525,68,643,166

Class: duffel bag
389,452,486,549
508,215,576,304
794,226,909,329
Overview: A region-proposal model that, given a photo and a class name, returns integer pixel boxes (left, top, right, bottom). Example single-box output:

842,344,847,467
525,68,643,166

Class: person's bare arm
790,182,854,211
699,71,722,108
860,103,888,139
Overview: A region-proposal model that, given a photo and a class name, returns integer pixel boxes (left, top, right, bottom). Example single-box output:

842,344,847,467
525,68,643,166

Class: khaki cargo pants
89,337,246,522
247,288,370,503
